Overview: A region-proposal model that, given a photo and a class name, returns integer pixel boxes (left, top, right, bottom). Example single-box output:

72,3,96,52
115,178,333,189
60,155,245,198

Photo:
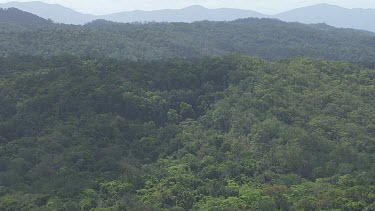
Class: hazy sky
1,0,375,15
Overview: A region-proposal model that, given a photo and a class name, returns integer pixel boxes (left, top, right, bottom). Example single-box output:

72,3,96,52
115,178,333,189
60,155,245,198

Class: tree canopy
0,55,374,210
0,18,375,62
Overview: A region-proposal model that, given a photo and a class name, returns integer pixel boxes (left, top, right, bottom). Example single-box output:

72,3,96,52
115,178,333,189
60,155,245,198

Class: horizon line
1,1,373,16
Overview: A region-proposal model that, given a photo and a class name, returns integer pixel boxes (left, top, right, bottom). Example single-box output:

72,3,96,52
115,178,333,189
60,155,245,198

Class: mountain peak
275,3,375,32
5,1,54,6
2,2,375,32
183,5,207,10
309,3,345,9
314,3,340,7
0,0,94,24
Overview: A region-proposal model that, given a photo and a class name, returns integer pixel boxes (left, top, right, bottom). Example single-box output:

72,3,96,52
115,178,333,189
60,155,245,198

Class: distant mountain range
0,1,94,24
0,1,266,25
274,4,375,33
1,1,375,32
104,5,266,23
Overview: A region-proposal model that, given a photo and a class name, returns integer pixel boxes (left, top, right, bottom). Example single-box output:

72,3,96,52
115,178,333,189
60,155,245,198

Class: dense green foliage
0,55,374,210
0,17,375,61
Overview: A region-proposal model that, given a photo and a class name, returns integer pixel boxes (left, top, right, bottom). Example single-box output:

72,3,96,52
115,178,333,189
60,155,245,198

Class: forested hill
0,55,374,210
0,7,52,25
0,17,375,62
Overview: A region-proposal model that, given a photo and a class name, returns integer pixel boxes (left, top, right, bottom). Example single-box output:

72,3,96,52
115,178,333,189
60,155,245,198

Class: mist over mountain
0,1,95,24
275,3,375,32
2,1,375,32
0,1,267,24
102,5,267,23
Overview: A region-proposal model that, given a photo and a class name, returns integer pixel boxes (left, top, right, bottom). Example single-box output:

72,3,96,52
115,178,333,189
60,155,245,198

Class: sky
1,0,375,15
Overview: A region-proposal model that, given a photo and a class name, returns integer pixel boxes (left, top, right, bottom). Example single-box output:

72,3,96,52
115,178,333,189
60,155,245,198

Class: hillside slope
0,18,374,62
0,55,373,210
0,7,52,25
0,1,94,24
